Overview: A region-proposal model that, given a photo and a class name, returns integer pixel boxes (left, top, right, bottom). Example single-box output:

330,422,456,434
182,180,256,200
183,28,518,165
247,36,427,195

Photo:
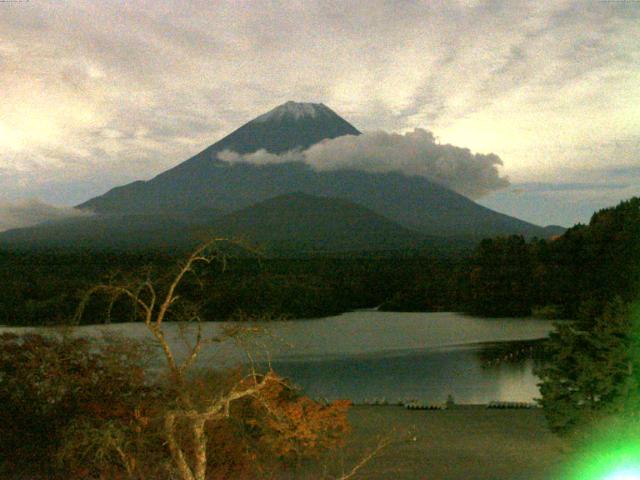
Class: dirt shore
323,405,569,480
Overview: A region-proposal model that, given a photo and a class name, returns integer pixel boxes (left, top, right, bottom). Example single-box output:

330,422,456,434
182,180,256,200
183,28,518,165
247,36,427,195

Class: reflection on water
476,339,548,367
0,311,555,404
271,345,541,404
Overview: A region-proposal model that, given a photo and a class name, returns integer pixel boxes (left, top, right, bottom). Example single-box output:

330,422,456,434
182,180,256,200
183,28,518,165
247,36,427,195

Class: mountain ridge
1,193,468,253
11,100,563,250
122,101,361,190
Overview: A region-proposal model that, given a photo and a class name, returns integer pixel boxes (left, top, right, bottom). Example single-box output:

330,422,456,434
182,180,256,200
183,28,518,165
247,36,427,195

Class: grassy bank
321,405,568,480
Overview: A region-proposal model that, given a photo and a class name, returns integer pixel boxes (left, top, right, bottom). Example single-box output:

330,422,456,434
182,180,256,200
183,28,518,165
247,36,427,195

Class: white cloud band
218,128,509,199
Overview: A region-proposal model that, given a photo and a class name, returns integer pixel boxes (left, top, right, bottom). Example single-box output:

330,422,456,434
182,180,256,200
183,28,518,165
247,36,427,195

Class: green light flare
563,435,640,480
604,467,640,480
560,302,640,480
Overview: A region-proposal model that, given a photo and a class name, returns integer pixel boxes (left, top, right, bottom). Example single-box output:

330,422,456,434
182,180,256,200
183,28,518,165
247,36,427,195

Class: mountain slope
0,194,438,253
193,101,360,156
68,100,554,241
0,214,205,251
78,101,360,214
78,158,551,238
205,192,428,252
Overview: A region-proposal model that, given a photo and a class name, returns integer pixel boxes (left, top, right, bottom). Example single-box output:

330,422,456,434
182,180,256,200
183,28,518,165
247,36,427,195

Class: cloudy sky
1,0,638,228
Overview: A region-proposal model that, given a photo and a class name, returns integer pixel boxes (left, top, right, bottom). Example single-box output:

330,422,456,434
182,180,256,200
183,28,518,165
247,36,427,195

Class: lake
0,311,556,404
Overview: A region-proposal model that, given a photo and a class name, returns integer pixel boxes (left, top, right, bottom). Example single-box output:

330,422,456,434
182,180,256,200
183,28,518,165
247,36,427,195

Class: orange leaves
248,376,352,461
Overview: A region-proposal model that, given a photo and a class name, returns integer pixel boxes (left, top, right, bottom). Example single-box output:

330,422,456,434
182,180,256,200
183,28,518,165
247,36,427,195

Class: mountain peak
177,100,360,156
253,101,331,123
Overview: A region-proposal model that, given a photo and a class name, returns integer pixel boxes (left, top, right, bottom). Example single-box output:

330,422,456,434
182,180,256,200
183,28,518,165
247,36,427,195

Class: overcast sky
1,0,638,227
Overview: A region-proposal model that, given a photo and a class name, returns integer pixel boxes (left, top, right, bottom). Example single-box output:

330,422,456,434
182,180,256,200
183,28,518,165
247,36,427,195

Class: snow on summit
254,101,329,122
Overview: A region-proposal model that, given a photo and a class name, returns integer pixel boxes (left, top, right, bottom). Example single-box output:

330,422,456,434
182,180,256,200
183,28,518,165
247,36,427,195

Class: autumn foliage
253,380,351,460
0,332,351,479
0,332,149,478
0,242,354,479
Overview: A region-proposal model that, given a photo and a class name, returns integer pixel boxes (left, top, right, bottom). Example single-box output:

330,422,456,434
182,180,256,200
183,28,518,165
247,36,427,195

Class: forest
0,250,469,326
1,197,638,327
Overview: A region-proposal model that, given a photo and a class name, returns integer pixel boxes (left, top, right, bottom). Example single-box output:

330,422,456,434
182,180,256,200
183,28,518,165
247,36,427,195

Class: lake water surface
1,311,555,404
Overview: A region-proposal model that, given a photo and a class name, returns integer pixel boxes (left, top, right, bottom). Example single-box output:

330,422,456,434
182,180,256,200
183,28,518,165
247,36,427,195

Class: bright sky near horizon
0,0,639,227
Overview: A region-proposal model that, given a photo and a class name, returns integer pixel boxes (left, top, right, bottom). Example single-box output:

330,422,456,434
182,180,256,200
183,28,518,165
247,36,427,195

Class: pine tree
536,298,640,437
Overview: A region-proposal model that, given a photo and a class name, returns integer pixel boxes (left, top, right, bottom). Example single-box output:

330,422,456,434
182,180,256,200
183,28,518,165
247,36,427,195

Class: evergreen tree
468,235,533,316
536,298,640,437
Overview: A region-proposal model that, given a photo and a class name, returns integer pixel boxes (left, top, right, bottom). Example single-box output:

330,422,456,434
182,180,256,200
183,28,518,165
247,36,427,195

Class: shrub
0,332,149,478
2,242,352,479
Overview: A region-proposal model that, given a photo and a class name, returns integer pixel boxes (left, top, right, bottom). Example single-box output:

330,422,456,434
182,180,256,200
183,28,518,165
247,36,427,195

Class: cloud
0,0,638,225
606,166,640,179
517,182,630,192
479,182,640,228
0,199,91,232
217,128,510,198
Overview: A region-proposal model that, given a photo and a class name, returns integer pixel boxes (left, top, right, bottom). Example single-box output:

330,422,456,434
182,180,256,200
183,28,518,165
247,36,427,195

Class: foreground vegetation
0,243,355,480
0,332,354,479
537,298,640,437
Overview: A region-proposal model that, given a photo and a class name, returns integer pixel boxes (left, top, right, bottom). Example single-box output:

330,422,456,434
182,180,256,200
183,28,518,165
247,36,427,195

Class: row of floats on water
358,398,539,410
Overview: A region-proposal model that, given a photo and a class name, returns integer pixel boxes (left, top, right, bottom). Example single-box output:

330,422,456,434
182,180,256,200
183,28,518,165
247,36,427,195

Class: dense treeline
0,251,175,326
1,197,637,326
0,250,467,326
348,198,638,320
467,197,640,319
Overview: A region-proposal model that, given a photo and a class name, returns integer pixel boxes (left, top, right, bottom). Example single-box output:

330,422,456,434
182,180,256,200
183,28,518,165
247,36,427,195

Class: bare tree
75,240,397,480
76,240,281,480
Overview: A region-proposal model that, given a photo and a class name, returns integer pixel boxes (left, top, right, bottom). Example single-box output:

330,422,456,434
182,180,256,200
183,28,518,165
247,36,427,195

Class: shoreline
325,405,568,480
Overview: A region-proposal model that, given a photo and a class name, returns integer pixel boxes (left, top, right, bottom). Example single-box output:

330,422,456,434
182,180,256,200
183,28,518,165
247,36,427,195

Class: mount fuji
77,101,361,215
1,101,563,252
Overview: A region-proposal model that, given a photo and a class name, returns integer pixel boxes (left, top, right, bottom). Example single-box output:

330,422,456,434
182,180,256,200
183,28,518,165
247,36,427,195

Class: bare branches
155,238,224,327
165,412,196,480
73,239,358,480
74,239,233,380
161,369,280,480
333,434,392,480
74,240,287,480
75,284,152,325
177,320,204,376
